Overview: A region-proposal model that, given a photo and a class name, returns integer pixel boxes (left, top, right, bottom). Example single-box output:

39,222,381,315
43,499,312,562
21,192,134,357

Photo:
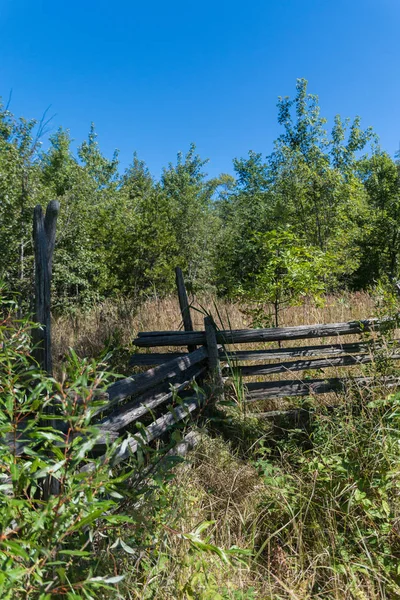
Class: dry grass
118,407,400,599
52,290,376,361
52,290,383,411
52,291,400,599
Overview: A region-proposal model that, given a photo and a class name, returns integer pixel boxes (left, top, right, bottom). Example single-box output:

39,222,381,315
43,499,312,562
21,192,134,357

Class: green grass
111,383,400,599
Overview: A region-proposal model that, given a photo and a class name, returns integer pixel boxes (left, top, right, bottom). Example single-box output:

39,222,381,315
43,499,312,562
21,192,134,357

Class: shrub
0,289,134,599
254,390,400,598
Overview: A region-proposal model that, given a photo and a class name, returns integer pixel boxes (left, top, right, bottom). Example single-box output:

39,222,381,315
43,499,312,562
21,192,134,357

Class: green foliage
354,151,400,287
0,288,252,598
1,79,400,311
0,101,42,303
241,229,333,327
253,390,400,597
161,143,222,293
0,292,136,598
216,79,377,296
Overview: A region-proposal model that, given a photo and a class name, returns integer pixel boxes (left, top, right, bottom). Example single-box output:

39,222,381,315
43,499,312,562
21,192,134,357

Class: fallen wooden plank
81,393,204,472
104,346,208,410
244,376,400,401
134,317,394,347
228,353,400,377
163,429,202,459
98,365,206,433
247,408,311,419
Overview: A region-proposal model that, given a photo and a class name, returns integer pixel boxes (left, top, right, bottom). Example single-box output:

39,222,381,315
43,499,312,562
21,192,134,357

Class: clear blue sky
1,0,399,179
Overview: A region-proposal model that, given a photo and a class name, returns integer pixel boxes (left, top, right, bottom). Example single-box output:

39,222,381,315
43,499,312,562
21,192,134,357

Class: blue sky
0,0,399,179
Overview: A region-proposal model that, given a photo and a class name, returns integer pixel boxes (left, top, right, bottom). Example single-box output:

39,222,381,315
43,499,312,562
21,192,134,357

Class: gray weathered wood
109,395,202,465
32,201,60,498
44,200,59,278
227,353,400,377
175,266,196,352
204,316,224,402
98,364,206,432
104,345,208,409
247,408,311,419
129,340,400,367
134,317,393,347
162,429,202,459
32,201,59,374
244,376,400,401
220,340,400,362
81,393,203,472
130,352,186,366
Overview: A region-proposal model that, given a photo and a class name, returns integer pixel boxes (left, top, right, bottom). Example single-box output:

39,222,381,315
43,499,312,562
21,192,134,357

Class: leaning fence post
204,316,224,402
32,200,60,498
175,266,197,352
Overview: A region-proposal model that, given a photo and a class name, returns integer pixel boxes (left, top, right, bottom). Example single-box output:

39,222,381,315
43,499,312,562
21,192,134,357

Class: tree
0,101,44,302
215,79,375,296
354,151,400,287
40,124,124,308
121,151,154,201
267,79,373,277
161,143,219,292
245,229,333,328
111,182,179,296
214,154,277,295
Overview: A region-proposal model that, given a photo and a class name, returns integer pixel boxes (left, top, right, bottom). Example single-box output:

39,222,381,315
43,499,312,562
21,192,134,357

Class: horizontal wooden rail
130,352,186,366
134,317,393,347
98,365,206,433
226,353,400,377
244,376,400,401
82,393,204,472
109,394,202,466
222,340,400,362
130,340,400,366
103,346,208,410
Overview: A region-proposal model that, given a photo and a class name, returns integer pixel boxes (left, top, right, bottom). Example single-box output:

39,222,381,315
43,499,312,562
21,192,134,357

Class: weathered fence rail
134,318,387,347
130,313,400,405
244,376,400,401
130,339,400,366
27,206,211,484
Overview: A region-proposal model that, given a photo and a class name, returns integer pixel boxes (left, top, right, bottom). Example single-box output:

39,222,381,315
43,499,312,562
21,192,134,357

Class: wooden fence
131,329,400,399
131,279,400,406
30,203,400,479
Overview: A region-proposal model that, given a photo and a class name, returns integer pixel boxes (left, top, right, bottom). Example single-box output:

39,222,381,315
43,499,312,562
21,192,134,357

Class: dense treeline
1,78,399,311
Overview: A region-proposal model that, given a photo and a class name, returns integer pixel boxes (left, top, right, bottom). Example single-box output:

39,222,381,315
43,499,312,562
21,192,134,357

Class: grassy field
52,290,376,362
52,292,400,599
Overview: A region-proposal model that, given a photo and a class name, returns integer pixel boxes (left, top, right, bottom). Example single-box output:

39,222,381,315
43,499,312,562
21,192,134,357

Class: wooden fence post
204,316,224,402
175,266,196,352
32,200,60,374
32,201,60,498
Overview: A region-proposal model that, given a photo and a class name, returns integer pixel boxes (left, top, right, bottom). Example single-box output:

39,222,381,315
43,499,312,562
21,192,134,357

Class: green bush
254,391,400,597
0,290,135,599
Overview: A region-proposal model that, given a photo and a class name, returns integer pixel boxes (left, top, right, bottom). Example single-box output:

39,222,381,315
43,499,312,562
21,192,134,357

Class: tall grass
49,291,400,599
52,291,375,364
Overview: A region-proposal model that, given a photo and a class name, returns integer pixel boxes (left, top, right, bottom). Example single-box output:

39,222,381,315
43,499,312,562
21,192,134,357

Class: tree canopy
0,79,398,311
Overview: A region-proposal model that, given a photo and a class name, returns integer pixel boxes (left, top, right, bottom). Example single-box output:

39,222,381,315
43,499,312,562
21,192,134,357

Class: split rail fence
132,315,400,402
29,203,400,475
130,266,400,408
